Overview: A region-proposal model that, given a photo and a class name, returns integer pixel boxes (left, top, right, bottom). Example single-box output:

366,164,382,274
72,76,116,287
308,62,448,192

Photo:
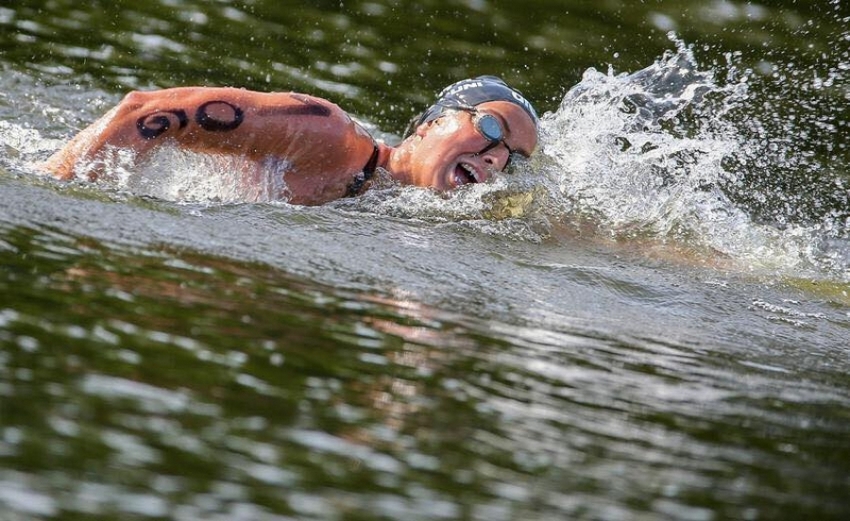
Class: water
2,1,850,520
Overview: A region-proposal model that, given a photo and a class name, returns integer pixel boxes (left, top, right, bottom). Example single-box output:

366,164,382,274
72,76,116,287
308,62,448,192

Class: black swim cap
405,75,539,137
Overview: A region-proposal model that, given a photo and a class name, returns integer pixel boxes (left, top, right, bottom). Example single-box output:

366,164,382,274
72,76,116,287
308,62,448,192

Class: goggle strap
475,140,502,156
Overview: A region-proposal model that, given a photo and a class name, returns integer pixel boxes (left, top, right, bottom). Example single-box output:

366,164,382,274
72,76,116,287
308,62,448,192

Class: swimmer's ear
402,112,424,139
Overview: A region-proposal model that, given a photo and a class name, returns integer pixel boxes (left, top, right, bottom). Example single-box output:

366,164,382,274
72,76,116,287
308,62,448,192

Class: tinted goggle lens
473,113,527,164
475,114,504,142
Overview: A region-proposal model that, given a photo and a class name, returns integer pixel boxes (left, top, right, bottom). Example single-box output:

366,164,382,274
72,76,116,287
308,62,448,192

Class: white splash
538,36,850,280
105,146,293,204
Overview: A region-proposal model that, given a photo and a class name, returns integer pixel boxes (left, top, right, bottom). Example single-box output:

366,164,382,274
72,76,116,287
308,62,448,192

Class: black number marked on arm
136,109,189,139
135,97,330,140
195,100,244,132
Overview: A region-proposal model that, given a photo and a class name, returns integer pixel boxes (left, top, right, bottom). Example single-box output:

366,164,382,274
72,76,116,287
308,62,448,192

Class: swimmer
41,76,539,205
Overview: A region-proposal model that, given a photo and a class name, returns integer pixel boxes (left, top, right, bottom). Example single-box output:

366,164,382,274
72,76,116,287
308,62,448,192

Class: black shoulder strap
362,144,380,176
344,145,380,198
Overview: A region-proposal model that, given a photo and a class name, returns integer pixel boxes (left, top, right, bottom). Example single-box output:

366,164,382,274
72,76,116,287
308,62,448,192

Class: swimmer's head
390,76,539,191
405,75,539,138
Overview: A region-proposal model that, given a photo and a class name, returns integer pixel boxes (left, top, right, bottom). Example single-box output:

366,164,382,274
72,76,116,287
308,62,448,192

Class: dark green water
2,1,850,520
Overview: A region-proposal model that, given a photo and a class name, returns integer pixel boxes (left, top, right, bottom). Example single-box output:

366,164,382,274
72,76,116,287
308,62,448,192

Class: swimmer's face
406,101,538,190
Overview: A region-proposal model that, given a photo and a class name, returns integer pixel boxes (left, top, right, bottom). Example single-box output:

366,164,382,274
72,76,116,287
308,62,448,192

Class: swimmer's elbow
119,90,150,109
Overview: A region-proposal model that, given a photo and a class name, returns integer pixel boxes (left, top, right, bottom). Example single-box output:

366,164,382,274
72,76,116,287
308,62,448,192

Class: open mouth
453,162,481,186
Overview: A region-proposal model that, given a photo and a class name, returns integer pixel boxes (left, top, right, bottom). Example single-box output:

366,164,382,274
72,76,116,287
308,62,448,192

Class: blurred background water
2,1,850,520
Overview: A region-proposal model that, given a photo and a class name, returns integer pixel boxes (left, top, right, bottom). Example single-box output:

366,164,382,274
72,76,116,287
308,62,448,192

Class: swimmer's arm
41,87,338,180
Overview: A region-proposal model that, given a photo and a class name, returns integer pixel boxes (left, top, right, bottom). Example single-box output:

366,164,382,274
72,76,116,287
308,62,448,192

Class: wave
3,37,849,281
534,35,850,281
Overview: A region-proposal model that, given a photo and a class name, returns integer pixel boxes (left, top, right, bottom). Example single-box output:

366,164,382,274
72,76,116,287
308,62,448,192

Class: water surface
2,1,850,520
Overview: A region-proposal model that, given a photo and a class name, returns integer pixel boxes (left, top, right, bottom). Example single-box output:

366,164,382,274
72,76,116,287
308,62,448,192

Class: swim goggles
452,106,527,167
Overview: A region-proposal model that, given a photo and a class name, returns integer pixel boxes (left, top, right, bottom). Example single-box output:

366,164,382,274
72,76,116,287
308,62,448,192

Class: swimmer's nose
478,144,511,171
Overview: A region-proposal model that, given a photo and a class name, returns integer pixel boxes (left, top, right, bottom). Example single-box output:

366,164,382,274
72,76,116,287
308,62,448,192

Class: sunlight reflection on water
2,0,850,519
